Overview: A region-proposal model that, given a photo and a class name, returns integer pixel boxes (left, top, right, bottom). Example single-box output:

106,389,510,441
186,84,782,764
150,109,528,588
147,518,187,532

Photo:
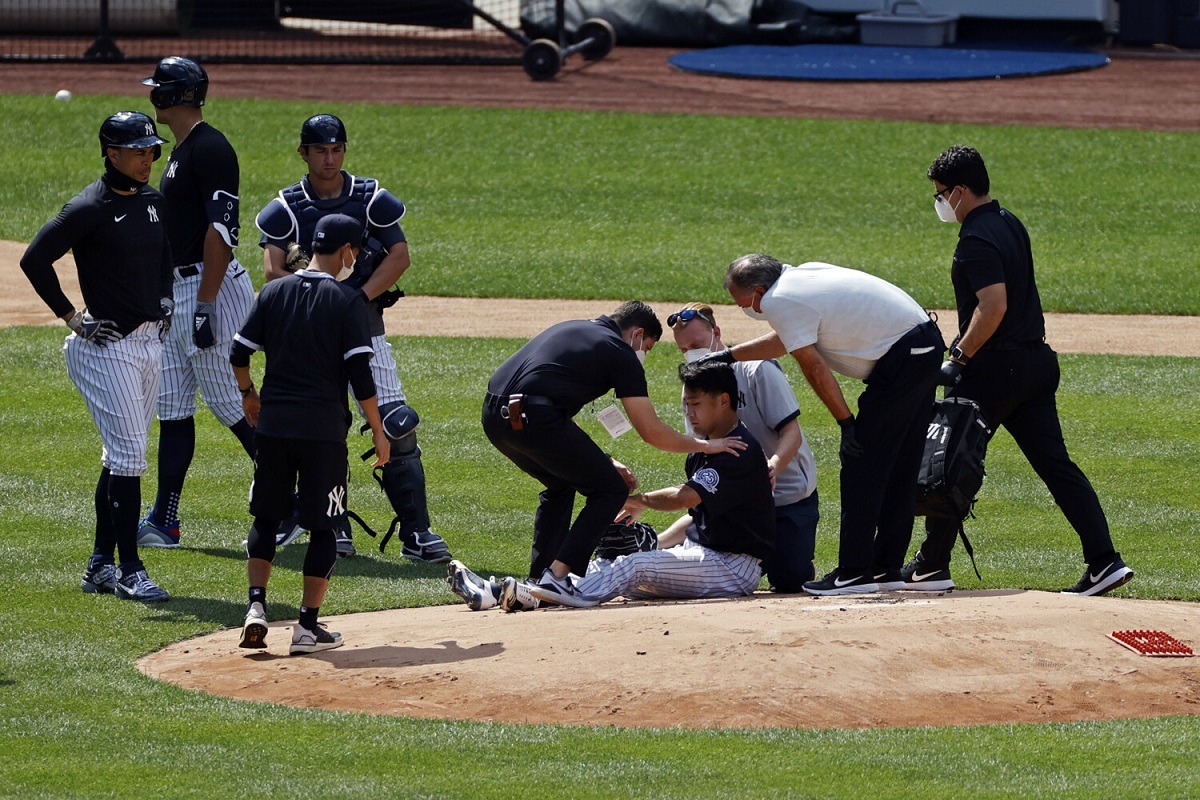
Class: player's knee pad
380,401,419,446
246,518,278,562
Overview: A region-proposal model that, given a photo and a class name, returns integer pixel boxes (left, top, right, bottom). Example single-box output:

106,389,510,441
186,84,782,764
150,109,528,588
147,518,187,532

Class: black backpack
915,396,991,577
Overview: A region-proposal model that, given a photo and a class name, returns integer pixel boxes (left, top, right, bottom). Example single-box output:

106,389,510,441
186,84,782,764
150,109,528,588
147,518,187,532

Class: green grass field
1,93,1198,314
1,93,1198,797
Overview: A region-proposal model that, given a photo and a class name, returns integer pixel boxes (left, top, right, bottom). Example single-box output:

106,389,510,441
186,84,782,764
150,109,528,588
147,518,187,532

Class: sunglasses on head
667,308,714,329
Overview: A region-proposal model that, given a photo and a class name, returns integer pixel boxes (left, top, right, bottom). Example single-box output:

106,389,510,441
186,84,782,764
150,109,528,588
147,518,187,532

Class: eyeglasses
667,308,714,329
933,185,956,202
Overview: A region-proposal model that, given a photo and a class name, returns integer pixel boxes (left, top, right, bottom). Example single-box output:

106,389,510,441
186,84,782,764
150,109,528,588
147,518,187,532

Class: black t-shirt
487,316,649,417
20,176,173,334
159,121,239,265
234,269,373,442
952,201,1046,347
684,421,777,561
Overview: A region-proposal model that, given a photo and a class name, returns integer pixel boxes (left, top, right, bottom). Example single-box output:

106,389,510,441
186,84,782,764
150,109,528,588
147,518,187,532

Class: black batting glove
193,301,216,349
937,359,965,387
67,310,121,346
697,349,736,365
838,415,864,459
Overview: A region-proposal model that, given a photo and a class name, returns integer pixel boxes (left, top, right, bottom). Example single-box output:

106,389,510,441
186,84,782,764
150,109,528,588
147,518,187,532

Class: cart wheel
523,39,562,81
577,17,615,61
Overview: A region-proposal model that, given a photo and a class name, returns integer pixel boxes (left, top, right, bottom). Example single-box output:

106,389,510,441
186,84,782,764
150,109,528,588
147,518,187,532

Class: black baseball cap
312,214,364,254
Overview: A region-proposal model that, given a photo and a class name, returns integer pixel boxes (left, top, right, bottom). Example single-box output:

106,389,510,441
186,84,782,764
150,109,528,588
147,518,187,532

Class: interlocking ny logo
165,161,178,179
147,205,159,222
326,485,346,517
144,123,154,135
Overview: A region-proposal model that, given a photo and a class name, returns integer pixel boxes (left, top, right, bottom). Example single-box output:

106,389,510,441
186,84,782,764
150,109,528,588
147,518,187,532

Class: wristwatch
949,345,971,364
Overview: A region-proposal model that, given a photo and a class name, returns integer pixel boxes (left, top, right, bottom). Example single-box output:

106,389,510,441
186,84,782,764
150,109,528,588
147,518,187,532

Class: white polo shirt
762,262,930,380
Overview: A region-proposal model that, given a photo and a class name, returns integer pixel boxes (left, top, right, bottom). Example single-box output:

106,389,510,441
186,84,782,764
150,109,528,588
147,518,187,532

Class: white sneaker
499,577,541,612
239,602,268,649
446,560,501,611
528,569,597,608
289,622,344,655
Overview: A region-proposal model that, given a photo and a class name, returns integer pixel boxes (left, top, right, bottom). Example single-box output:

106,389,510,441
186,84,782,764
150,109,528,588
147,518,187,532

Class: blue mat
668,43,1109,82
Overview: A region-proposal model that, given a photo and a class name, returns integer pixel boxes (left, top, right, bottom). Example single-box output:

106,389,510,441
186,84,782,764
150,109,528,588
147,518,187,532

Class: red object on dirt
1108,630,1195,657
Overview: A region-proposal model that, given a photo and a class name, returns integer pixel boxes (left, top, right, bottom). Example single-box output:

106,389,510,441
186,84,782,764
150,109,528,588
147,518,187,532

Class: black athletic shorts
250,435,349,530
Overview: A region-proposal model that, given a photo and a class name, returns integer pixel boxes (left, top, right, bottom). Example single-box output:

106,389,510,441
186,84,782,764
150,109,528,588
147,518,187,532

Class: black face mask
102,156,146,193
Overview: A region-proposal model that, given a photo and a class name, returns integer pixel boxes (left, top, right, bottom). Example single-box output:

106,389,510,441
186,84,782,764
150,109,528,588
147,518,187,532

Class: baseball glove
594,521,658,561
284,241,310,272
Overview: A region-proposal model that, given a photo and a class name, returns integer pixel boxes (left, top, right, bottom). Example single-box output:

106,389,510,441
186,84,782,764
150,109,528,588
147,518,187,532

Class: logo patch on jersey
147,205,159,222
326,485,346,517
165,161,178,180
113,214,127,223
691,467,720,494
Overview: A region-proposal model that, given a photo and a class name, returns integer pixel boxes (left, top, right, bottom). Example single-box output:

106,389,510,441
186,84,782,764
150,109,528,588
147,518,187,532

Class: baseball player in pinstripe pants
20,112,175,602
514,361,777,609
136,57,257,548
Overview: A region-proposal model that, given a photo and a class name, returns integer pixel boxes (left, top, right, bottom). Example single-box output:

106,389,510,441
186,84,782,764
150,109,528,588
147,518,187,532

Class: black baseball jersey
684,422,777,561
233,269,373,442
487,315,649,417
953,201,1046,347
159,121,239,264
21,176,173,334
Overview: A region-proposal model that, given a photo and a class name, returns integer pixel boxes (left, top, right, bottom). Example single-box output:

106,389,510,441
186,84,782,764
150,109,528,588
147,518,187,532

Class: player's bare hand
702,436,745,456
767,456,779,491
617,493,647,523
611,457,639,491
371,428,390,467
242,390,261,427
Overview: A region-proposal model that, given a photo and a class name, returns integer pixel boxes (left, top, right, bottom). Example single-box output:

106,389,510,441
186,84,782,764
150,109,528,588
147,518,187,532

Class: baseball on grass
55,89,72,102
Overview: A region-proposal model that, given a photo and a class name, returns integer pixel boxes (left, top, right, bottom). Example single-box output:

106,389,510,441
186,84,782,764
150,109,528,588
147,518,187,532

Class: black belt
175,264,200,278
484,392,558,410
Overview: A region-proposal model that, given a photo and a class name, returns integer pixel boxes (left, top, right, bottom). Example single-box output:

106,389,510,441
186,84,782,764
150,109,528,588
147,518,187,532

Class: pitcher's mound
139,590,1199,729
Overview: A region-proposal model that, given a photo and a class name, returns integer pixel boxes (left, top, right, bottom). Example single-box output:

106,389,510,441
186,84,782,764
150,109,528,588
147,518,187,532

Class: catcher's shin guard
380,440,431,535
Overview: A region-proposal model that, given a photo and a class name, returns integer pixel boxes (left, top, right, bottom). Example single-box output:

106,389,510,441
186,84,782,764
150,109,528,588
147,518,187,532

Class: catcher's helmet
98,111,168,161
141,56,208,110
300,114,347,147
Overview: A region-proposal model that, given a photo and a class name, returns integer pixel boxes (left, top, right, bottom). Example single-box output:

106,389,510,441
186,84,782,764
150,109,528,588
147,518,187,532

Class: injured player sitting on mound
447,361,777,611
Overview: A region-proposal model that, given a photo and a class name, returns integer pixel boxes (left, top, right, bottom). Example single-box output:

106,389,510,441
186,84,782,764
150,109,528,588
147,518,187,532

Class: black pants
917,342,1116,568
839,320,943,575
482,398,629,579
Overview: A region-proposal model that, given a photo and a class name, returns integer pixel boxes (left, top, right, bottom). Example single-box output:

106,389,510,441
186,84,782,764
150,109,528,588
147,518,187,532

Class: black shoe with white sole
802,569,879,596
901,554,955,592
1061,555,1133,597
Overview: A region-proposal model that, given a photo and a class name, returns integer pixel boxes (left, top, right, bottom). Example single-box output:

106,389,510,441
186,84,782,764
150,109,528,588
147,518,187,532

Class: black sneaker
901,554,955,592
802,569,879,596
1061,556,1133,597
873,570,905,591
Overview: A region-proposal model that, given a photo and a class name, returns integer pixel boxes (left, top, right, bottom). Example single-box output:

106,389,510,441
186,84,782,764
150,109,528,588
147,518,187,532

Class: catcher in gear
254,113,451,563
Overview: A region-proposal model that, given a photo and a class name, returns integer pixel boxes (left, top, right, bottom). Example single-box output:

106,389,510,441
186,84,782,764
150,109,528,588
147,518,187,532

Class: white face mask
630,331,646,365
682,330,717,363
742,306,767,321
335,248,356,281
934,189,960,223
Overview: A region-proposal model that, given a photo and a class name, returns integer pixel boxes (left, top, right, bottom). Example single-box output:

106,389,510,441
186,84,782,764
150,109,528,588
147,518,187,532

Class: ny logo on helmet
145,123,154,135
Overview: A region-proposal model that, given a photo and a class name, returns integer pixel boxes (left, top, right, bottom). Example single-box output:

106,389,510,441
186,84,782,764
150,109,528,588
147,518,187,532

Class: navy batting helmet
300,114,347,147
99,111,169,161
142,56,208,110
